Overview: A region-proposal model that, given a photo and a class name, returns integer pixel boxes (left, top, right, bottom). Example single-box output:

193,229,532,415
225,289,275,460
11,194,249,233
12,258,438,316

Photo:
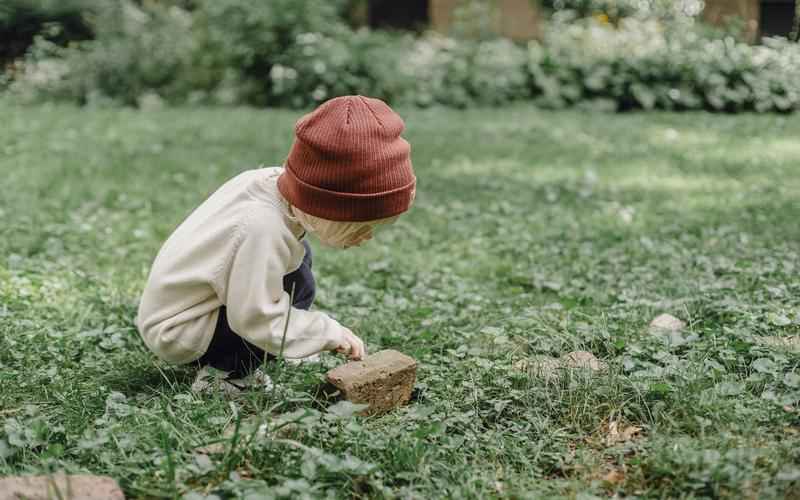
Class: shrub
398,35,530,108
6,0,800,113
9,0,353,106
189,0,350,106
266,28,414,108
539,0,705,23
527,17,800,113
9,1,200,106
0,0,96,64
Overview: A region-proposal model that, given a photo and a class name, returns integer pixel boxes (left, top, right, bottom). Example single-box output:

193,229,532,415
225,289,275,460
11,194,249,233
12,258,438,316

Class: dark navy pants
196,240,315,376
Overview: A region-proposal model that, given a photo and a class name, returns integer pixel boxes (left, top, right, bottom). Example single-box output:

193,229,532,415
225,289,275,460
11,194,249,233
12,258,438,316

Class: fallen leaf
602,468,625,485
605,420,642,446
195,442,226,455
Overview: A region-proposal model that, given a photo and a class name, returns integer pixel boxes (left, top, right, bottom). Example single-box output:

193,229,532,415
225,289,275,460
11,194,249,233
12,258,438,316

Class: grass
1,98,799,499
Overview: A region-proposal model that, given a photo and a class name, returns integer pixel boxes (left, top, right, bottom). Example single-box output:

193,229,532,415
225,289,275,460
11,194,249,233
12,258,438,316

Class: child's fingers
354,336,366,360
350,342,363,360
332,327,366,360
339,328,365,360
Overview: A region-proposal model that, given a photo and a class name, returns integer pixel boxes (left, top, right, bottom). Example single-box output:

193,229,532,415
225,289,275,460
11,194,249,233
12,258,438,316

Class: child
135,95,416,391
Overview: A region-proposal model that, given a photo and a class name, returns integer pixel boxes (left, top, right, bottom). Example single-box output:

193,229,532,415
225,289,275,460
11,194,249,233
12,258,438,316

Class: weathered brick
0,474,124,500
325,349,417,416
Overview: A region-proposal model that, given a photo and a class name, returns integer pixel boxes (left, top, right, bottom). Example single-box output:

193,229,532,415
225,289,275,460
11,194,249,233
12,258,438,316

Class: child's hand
336,327,366,360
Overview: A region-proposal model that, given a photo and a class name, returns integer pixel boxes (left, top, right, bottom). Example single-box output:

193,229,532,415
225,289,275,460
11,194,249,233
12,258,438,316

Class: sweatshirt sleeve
216,211,346,359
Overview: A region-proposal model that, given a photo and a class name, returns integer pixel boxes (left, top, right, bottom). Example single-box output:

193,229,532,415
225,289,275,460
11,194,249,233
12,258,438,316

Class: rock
514,351,607,379
649,313,686,332
325,350,417,416
0,474,124,500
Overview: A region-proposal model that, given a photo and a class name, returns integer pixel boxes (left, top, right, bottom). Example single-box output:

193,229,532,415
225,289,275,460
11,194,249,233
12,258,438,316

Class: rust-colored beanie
278,95,416,222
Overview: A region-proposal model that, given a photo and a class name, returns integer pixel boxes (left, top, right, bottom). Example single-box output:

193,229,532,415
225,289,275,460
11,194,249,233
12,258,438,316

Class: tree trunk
793,0,800,42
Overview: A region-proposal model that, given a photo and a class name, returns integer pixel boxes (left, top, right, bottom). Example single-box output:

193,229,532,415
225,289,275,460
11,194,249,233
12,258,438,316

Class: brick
325,350,417,416
0,474,124,500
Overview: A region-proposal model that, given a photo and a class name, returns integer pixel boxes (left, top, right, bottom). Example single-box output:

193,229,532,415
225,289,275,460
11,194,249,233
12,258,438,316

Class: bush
539,0,705,23
6,0,532,109
6,0,800,113
8,0,354,106
0,0,96,64
267,29,414,108
9,1,198,106
527,17,800,113
397,35,530,108
189,0,350,106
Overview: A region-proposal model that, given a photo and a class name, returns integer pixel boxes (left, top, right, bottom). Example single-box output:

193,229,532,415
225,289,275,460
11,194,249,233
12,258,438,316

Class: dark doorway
760,0,796,38
368,0,429,31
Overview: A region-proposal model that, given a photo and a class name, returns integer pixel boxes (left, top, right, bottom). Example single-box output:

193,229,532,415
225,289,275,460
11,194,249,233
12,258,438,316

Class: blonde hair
289,187,412,233
289,207,398,248
280,179,413,247
290,205,400,233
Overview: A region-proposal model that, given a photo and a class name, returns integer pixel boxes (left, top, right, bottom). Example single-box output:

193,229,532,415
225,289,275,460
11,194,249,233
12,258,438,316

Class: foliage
538,0,705,22
397,34,530,108
6,0,353,107
188,0,350,106
528,16,800,112
6,0,533,110
266,29,416,109
4,0,800,112
1,101,800,497
0,0,96,64
7,1,200,106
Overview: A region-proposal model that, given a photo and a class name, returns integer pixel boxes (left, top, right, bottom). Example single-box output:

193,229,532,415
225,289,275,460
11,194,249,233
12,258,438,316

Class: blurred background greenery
1,0,800,111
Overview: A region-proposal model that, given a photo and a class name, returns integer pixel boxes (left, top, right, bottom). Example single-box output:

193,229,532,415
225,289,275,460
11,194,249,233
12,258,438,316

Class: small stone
0,474,124,500
649,313,686,332
325,350,417,416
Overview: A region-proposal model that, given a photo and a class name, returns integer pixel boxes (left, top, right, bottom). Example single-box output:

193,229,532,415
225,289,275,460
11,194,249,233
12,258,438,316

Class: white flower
312,86,327,101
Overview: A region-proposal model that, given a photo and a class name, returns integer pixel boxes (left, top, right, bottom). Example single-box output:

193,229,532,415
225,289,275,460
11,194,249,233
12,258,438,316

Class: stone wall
425,0,765,42
429,0,540,40
702,0,760,42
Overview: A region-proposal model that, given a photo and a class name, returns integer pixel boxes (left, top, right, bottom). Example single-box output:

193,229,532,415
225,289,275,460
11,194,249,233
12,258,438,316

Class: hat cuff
278,163,416,222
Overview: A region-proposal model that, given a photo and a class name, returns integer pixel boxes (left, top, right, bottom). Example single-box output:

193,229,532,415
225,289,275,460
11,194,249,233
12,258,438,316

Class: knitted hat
278,95,416,222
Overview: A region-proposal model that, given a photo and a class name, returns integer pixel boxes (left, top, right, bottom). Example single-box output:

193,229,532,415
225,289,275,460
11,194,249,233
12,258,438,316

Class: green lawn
1,99,799,499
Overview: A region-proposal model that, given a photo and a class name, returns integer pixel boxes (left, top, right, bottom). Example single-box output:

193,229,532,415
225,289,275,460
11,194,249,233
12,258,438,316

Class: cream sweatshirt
135,166,346,364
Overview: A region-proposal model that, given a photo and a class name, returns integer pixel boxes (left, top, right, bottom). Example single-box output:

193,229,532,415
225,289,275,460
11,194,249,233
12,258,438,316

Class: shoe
229,368,274,392
285,353,321,365
191,366,274,396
